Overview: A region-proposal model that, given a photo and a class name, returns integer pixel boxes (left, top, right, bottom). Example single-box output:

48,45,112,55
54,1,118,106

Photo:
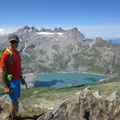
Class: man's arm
0,67,8,87
0,67,10,94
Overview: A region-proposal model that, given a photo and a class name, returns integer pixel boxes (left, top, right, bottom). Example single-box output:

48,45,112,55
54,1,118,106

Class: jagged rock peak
17,25,39,32
40,27,46,32
40,27,53,32
54,28,65,32
68,27,79,32
66,27,84,35
21,25,30,30
64,27,85,39
29,26,39,32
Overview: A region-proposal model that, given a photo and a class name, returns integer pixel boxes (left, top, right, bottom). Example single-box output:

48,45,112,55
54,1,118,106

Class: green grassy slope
0,78,120,105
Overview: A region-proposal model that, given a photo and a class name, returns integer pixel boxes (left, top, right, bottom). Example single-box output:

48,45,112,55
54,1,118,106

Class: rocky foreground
1,87,120,120
37,87,120,120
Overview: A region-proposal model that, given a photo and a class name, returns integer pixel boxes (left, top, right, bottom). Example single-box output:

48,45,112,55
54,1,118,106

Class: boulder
0,94,25,113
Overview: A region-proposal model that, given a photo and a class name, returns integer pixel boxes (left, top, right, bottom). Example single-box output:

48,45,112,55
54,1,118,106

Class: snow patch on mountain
36,32,64,36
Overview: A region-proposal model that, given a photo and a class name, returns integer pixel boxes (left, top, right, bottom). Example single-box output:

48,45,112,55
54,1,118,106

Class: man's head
8,34,19,50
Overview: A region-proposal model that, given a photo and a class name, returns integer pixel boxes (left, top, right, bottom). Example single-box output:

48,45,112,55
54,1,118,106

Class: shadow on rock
20,114,44,120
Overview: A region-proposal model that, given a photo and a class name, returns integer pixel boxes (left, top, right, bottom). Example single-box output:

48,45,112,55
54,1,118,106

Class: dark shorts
8,79,21,102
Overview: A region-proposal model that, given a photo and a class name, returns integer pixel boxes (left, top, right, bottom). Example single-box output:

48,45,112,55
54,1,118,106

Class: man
0,34,25,120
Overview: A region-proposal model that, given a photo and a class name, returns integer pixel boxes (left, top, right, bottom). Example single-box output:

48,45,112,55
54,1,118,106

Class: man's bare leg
10,100,18,118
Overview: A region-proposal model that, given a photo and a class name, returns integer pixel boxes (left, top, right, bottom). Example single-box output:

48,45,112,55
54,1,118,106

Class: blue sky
0,0,120,39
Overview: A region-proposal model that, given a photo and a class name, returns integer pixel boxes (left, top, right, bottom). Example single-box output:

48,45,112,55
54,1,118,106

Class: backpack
0,48,13,66
0,48,13,96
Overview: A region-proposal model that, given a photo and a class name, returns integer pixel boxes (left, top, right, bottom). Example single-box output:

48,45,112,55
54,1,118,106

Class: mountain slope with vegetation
0,26,120,77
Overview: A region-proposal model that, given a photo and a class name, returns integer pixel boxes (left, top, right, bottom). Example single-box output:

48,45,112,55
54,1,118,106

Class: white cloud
78,25,120,39
0,29,5,35
0,27,19,36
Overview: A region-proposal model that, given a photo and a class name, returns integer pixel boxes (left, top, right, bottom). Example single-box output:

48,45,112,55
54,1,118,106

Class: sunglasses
10,40,19,44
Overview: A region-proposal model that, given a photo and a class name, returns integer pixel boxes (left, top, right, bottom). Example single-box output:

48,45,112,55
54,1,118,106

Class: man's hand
4,87,10,94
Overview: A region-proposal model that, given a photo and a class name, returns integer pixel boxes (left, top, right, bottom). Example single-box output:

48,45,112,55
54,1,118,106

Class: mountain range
0,25,120,76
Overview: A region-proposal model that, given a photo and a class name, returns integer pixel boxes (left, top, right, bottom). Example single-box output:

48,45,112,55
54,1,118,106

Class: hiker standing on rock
0,34,25,120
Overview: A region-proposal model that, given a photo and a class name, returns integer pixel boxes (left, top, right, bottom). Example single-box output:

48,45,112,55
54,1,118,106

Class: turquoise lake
33,72,108,88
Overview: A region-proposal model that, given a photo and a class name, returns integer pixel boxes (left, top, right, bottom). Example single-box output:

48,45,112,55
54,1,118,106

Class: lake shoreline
33,71,109,77
22,71,109,88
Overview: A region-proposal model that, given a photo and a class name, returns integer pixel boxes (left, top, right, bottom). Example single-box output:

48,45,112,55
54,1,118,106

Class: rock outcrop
0,95,25,114
37,88,120,120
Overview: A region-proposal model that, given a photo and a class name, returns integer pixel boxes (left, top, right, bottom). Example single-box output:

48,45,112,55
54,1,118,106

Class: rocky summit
1,87,120,120
37,87,120,120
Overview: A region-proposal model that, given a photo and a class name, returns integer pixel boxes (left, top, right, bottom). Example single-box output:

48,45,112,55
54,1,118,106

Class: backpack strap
0,48,6,59
6,48,13,65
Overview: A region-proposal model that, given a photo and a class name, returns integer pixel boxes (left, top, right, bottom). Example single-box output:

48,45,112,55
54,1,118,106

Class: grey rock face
37,89,120,120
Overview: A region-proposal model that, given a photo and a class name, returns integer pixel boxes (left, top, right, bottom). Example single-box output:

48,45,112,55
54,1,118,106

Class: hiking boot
9,117,15,120
8,113,12,120
16,101,19,113
14,116,21,120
